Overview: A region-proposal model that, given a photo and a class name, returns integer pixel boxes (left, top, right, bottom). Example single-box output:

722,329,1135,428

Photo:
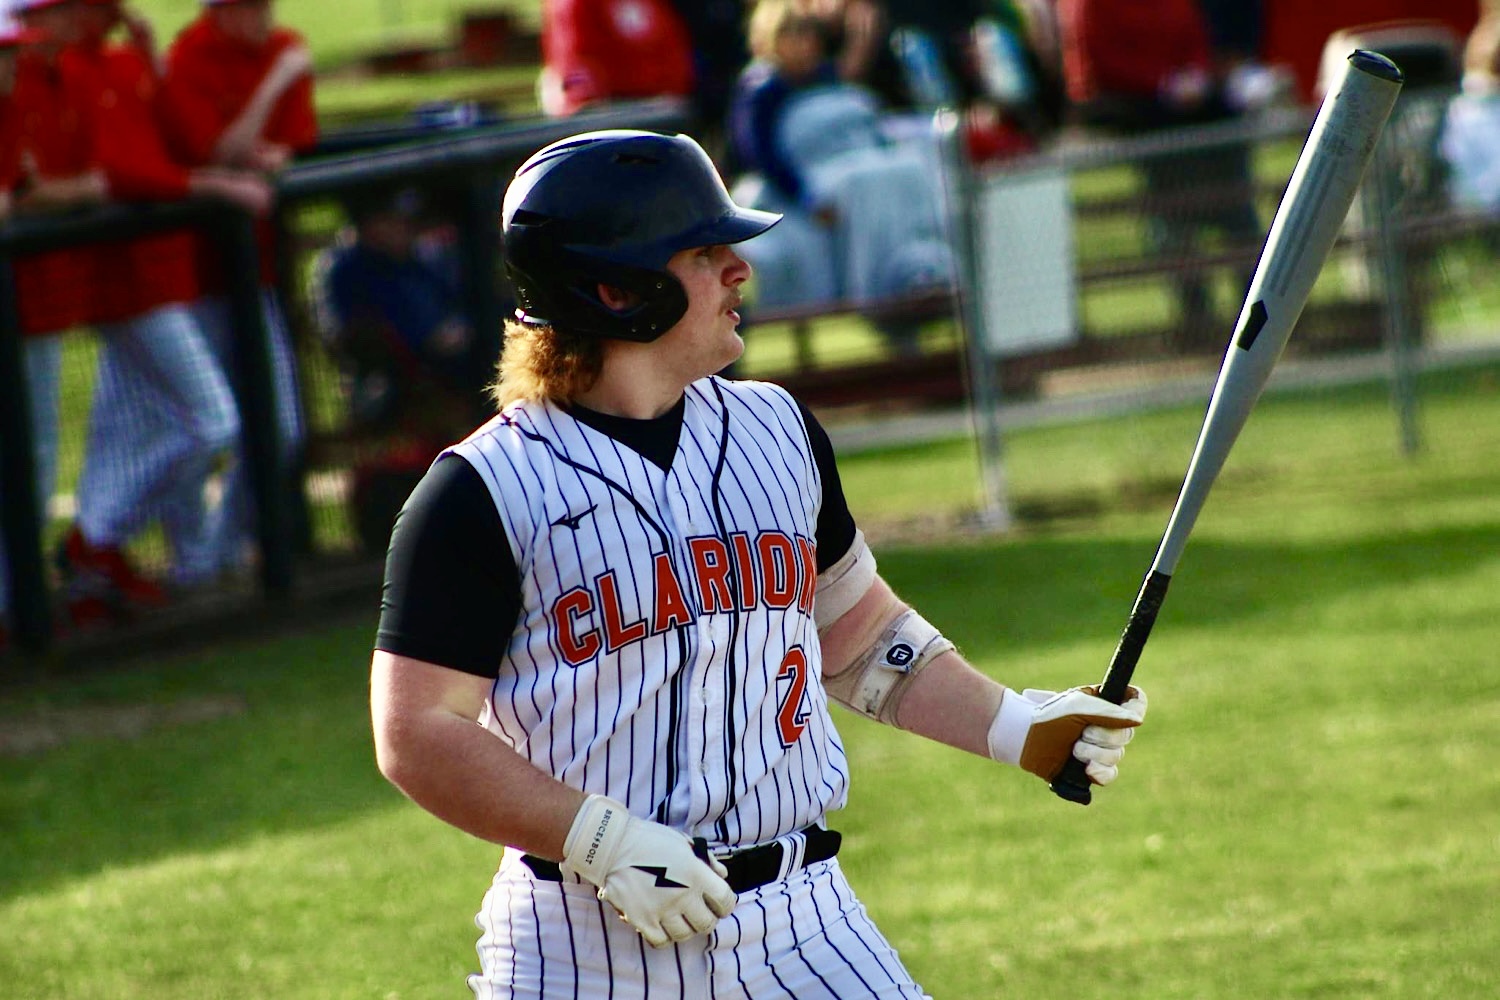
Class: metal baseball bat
1050,50,1403,805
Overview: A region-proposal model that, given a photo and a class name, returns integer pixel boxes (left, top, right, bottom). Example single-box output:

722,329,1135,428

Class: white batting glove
987,685,1147,785
560,795,737,948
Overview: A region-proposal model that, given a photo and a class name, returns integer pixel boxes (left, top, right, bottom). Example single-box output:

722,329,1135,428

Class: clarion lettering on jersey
550,530,818,666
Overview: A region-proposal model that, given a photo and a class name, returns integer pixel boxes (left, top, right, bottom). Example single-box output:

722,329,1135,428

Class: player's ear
596,283,641,313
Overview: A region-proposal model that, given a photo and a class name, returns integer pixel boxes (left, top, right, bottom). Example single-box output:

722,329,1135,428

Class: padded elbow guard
822,609,955,726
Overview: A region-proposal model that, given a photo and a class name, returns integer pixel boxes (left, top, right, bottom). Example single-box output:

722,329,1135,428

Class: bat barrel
1049,49,1403,807
1149,49,1403,579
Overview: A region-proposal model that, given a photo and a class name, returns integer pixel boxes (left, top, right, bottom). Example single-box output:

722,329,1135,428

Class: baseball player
55,0,273,618
370,129,1147,998
154,0,317,583
0,0,109,639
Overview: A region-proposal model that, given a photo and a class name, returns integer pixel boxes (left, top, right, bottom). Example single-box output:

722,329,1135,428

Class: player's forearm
889,650,1005,757
370,654,584,857
819,572,1003,757
376,709,584,856
18,170,110,212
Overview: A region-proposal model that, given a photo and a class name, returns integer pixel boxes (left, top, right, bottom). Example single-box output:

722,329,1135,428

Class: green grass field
130,0,540,69
3,364,1499,998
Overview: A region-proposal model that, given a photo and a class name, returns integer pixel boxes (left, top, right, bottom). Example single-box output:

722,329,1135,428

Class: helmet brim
703,206,783,246
655,206,781,263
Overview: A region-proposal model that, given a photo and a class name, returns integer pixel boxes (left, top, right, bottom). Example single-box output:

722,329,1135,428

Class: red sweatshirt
64,38,200,321
542,0,694,115
1058,0,1213,104
10,49,96,335
161,15,317,289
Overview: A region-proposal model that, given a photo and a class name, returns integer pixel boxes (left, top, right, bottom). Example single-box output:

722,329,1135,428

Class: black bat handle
1049,570,1172,805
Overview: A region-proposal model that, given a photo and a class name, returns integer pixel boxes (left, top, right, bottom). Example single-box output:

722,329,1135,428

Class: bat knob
1049,758,1093,806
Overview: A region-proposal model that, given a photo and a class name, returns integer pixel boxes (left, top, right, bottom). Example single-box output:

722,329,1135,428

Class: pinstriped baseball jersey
447,375,850,850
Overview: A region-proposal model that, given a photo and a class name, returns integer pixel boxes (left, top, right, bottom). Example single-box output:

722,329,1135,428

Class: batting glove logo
632,865,689,889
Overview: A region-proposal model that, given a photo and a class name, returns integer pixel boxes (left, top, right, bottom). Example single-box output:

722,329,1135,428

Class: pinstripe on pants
160,292,305,582
468,855,930,999
76,302,239,551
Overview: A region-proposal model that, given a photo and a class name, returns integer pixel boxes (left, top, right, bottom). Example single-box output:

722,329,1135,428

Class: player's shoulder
700,374,799,409
703,376,813,427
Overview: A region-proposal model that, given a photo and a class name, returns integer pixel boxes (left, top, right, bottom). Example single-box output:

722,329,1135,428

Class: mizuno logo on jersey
551,505,597,530
548,530,818,666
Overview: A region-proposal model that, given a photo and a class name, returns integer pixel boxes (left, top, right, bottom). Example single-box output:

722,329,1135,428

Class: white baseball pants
468,854,930,999
76,302,239,551
162,292,304,583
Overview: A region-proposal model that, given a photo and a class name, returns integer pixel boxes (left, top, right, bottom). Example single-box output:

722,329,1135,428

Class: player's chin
723,330,746,363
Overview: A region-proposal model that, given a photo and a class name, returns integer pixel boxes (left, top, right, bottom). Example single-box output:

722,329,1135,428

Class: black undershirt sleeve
796,399,858,571
375,453,520,677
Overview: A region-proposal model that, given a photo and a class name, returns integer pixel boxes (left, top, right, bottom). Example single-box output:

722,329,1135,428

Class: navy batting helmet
501,130,781,342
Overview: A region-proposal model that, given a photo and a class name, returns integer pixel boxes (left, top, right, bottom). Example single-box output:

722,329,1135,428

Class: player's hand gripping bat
1050,50,1404,805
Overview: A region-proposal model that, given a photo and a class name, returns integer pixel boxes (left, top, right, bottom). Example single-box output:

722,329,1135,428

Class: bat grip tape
1048,570,1171,805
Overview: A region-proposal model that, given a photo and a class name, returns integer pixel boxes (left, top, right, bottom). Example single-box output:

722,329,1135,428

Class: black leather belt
520,826,841,894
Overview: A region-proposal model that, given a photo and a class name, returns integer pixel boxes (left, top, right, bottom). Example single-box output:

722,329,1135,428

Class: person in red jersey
51,0,274,622
1057,0,1262,343
538,0,695,117
1,0,105,642
156,0,317,585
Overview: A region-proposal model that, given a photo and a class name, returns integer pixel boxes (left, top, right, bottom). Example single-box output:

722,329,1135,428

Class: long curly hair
489,319,605,409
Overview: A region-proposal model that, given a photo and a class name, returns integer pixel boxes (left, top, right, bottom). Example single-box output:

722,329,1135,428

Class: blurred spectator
538,0,694,117
729,0,954,349
1057,0,1264,341
799,0,902,101
310,185,496,554
313,185,489,439
668,0,748,157
1438,14,1500,215
0,0,108,643
803,0,1057,160
1197,0,1292,114
0,0,82,650
157,0,317,585
55,0,274,620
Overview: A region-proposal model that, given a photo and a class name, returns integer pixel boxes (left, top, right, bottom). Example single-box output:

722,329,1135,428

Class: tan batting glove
560,794,737,948
987,685,1147,785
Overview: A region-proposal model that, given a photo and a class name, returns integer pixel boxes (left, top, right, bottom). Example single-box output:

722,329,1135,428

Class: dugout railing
0,99,690,663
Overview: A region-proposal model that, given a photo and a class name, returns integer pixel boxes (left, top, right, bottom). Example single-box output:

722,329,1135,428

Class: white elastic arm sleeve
822,608,955,726
814,529,876,631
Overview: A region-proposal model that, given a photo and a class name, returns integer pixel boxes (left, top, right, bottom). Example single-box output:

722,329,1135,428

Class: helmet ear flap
510,254,689,343
560,262,689,343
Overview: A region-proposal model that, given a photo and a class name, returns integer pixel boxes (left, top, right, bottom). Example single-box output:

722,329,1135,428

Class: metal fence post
935,111,1012,531
216,207,294,596
0,257,52,655
456,170,506,374
1372,118,1423,456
